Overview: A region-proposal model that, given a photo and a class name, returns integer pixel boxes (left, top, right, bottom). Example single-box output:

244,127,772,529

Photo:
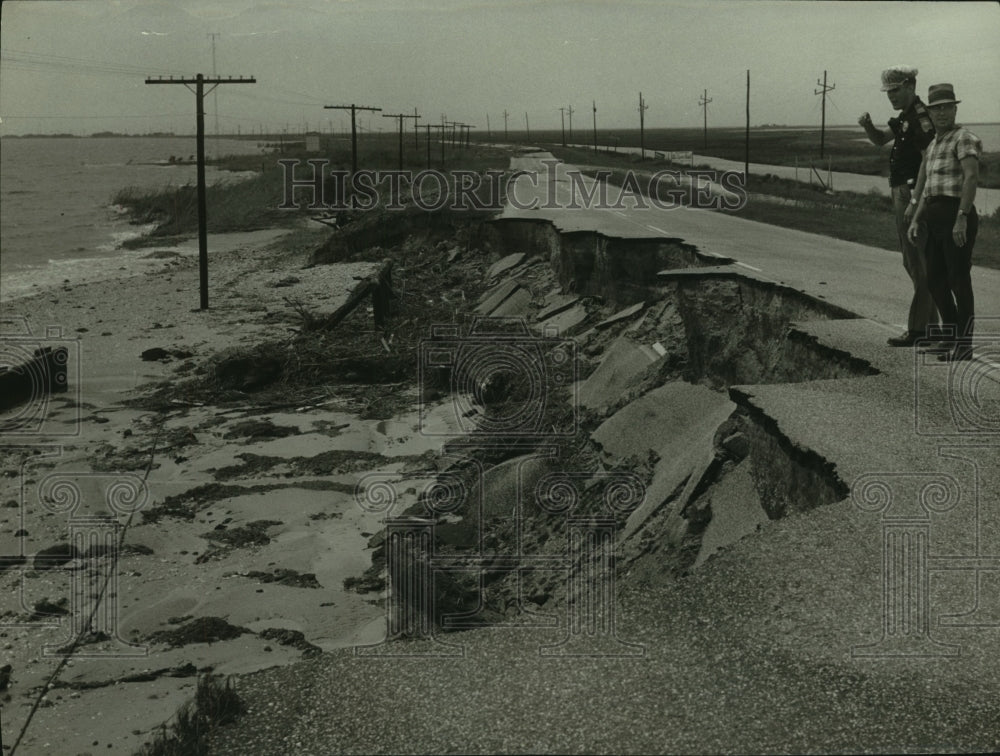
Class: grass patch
539,126,1000,188
111,140,512,248
112,171,300,246
137,674,244,756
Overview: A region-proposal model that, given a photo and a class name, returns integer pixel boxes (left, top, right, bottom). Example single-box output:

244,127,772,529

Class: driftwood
315,258,396,332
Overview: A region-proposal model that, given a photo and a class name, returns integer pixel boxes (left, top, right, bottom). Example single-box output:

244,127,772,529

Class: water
0,136,268,301
723,123,1000,148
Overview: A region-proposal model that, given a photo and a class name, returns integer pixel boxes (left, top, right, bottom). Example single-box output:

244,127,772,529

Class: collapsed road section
336,207,889,637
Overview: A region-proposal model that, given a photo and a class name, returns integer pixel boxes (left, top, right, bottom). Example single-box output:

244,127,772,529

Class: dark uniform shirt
887,97,935,187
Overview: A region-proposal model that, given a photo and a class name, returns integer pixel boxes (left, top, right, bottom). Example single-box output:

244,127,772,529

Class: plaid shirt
923,126,982,199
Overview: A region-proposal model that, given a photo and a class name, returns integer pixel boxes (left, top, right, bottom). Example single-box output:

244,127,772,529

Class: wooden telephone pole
699,89,712,150
429,123,446,168
638,92,648,159
567,104,574,143
814,70,835,159
745,70,750,180
323,104,382,173
382,112,419,169
559,107,567,147
145,74,256,310
592,101,598,153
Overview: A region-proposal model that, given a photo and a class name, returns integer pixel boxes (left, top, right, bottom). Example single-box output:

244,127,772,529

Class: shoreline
0,225,299,305
0,221,409,753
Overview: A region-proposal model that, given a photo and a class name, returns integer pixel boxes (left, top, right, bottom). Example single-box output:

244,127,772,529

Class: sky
1,0,998,137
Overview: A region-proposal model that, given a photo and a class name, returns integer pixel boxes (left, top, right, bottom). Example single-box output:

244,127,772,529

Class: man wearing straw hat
907,83,982,362
859,65,937,347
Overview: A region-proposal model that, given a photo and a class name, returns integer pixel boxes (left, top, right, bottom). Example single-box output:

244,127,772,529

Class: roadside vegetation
111,138,509,247
137,675,243,756
537,125,1000,187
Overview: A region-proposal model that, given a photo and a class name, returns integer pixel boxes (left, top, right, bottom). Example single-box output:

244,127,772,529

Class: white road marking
735,261,762,272
613,211,627,217
645,224,669,234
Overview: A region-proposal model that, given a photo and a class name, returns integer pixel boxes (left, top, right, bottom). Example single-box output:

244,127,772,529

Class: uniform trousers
891,184,937,335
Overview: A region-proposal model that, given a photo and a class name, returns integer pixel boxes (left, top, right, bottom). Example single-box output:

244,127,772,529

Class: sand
0,223,449,754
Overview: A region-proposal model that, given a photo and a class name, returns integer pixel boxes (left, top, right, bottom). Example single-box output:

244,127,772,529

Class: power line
0,113,188,120
2,48,180,78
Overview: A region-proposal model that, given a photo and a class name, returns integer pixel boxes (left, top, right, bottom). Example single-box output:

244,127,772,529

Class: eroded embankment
340,211,879,630
490,217,730,306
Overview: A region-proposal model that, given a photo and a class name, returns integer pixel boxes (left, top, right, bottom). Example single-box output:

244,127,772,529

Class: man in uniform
858,65,937,346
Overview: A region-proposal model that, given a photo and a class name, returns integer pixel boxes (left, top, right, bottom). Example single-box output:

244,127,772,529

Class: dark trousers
892,184,937,334
924,196,977,349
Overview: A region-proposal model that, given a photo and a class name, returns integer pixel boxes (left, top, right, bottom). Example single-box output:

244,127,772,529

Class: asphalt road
503,152,1000,333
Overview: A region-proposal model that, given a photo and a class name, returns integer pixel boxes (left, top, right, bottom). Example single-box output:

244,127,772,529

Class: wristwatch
958,210,969,217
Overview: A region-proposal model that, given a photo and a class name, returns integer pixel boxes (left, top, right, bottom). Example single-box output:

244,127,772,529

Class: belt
925,195,960,204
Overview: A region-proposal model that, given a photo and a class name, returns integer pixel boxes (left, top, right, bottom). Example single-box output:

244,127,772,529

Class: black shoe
888,331,919,347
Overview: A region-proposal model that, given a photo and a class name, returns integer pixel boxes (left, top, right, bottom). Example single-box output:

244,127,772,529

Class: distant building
305,131,321,153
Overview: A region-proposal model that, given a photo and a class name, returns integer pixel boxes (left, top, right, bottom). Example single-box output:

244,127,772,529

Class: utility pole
559,107,567,147
324,104,382,174
638,92,648,159
567,104,574,143
382,112,419,170
814,70,835,159
430,123,446,167
414,107,420,149
486,112,491,141
146,74,256,310
745,70,750,180
592,100,597,153
525,112,529,140
503,109,509,141
207,33,220,138
699,89,712,151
